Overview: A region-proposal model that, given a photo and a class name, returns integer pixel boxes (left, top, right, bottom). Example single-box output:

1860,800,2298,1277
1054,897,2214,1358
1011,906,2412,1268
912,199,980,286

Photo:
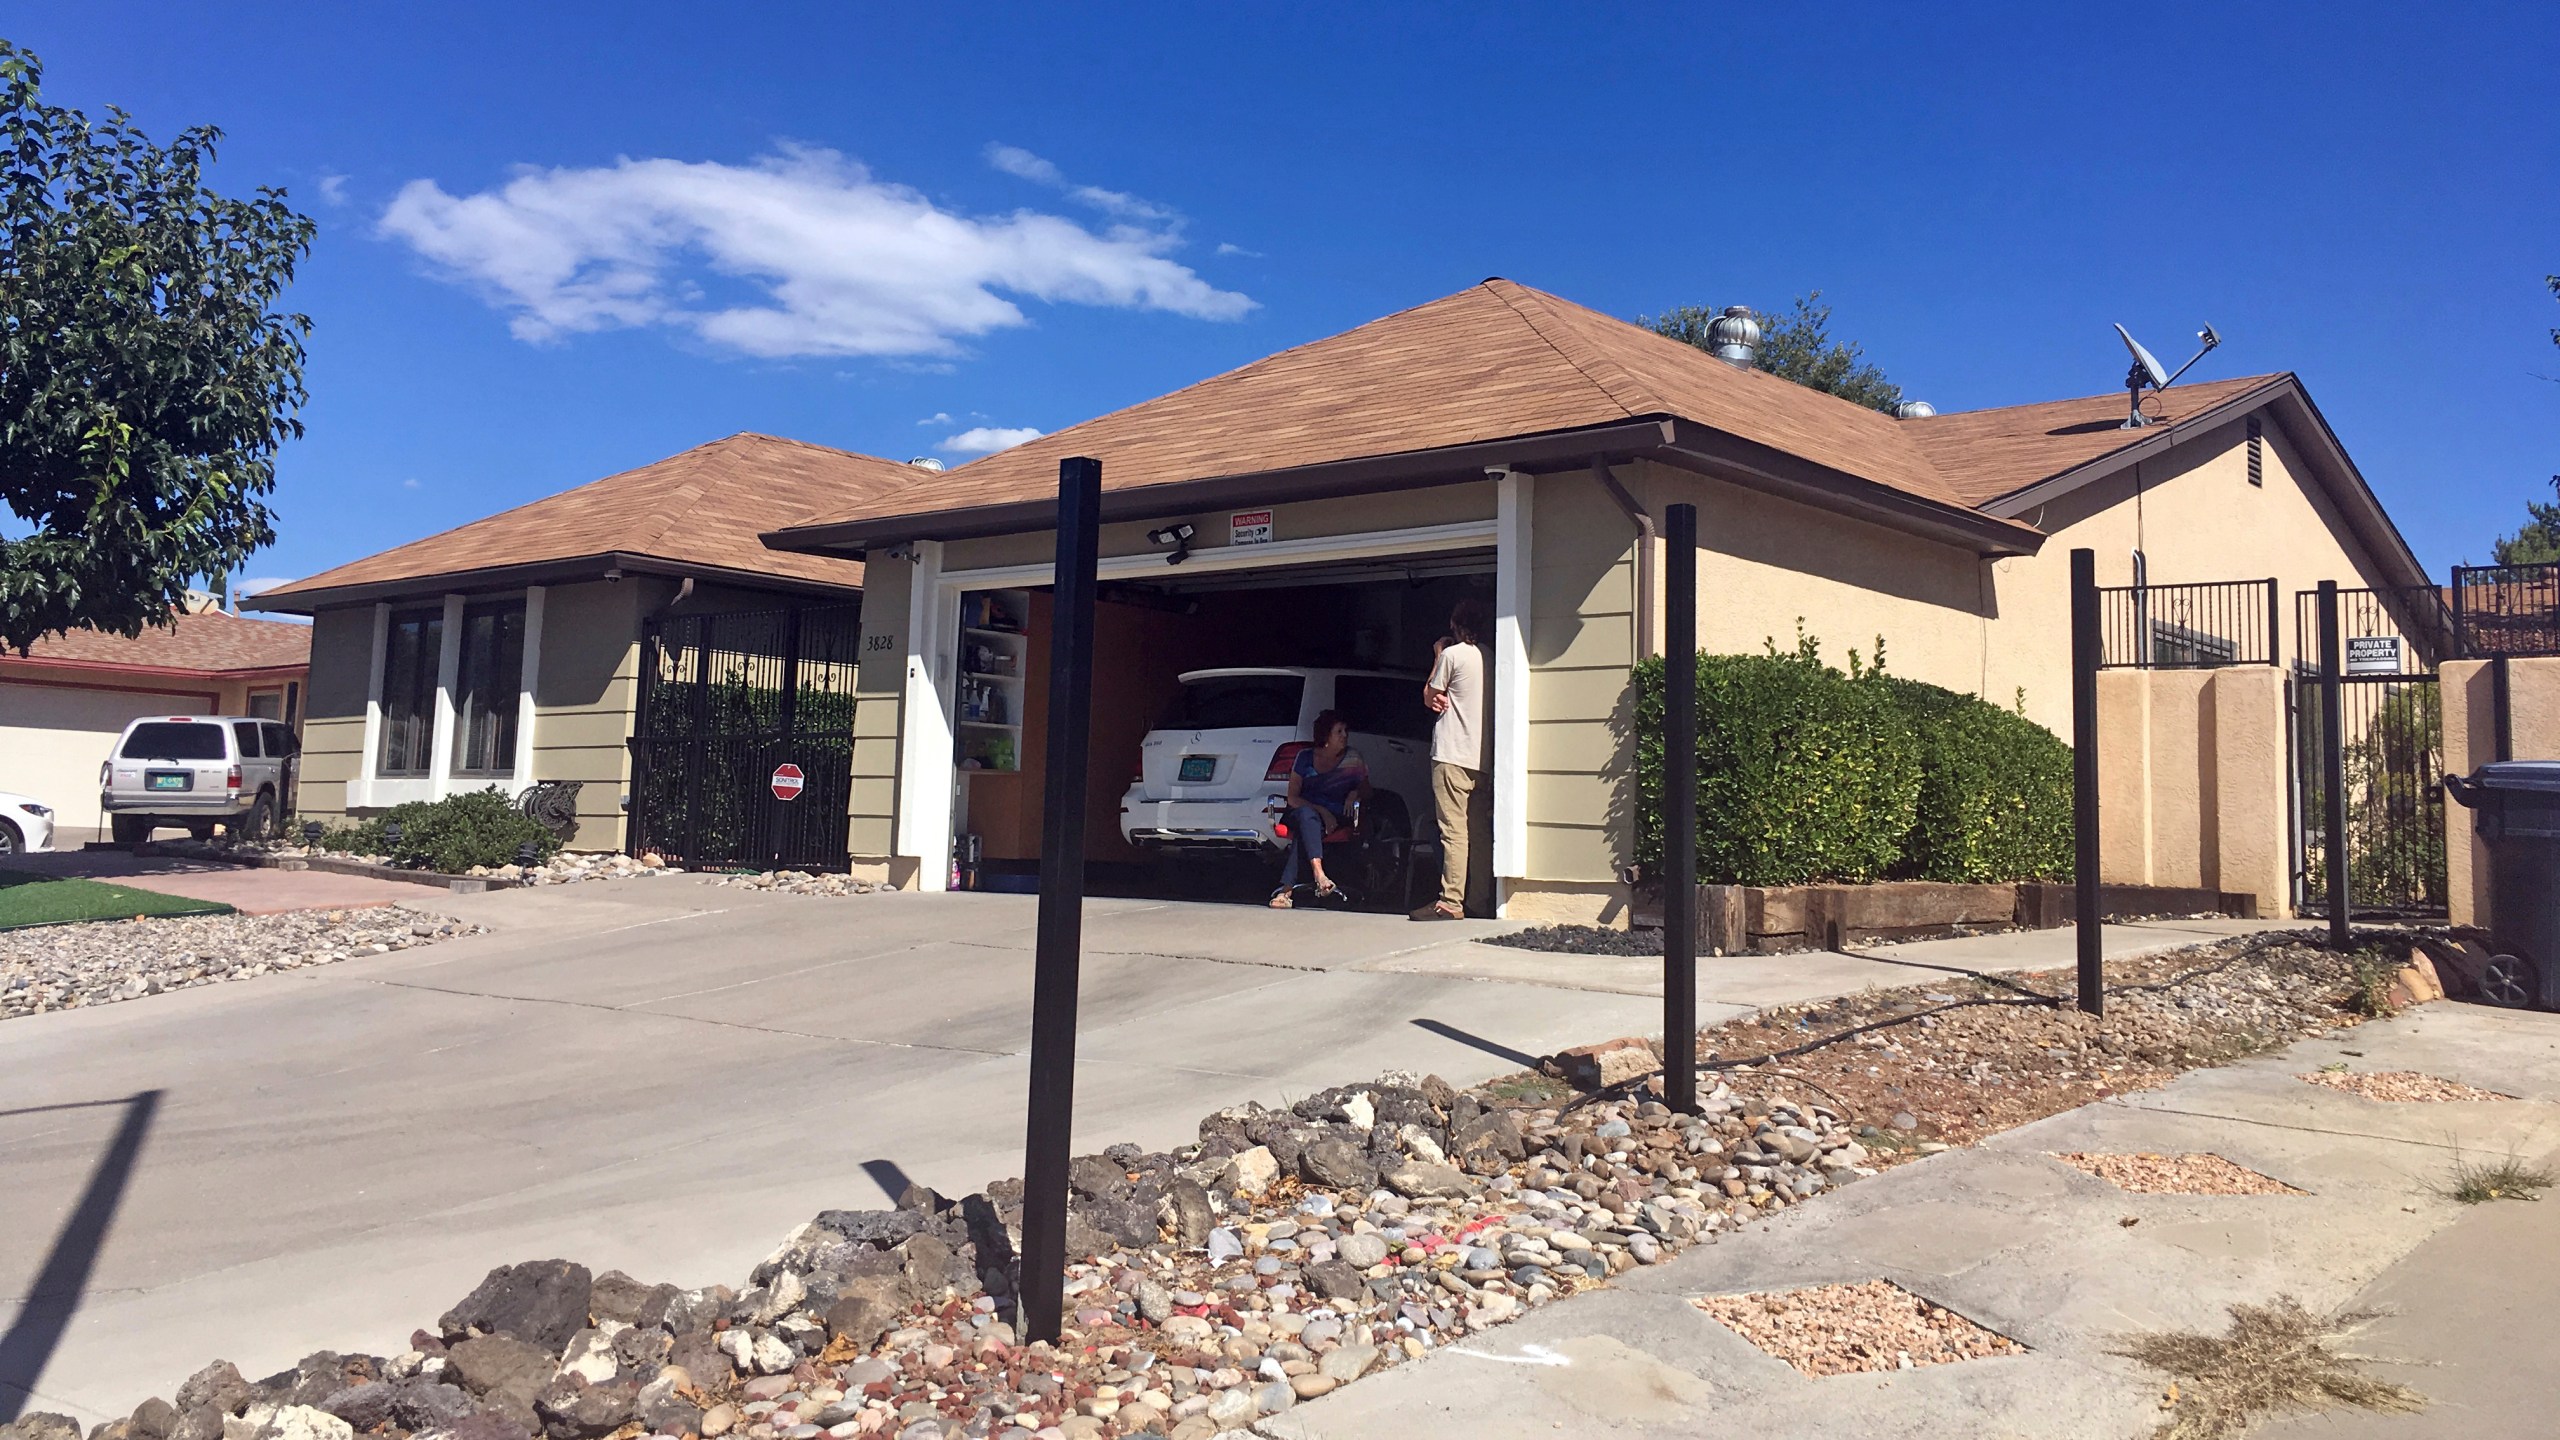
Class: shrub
1635,630,2075,886
314,788,561,872
1633,632,1920,885
1882,678,2075,882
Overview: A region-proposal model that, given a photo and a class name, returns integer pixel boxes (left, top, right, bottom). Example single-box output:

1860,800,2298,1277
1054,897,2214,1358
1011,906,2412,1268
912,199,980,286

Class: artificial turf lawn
0,871,233,930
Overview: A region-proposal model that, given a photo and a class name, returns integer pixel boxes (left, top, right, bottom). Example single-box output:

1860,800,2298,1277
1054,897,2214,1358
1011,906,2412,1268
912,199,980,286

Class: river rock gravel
2297,1068,2514,1103
1691,1279,2027,1376
2052,1151,2304,1196
3,907,478,1020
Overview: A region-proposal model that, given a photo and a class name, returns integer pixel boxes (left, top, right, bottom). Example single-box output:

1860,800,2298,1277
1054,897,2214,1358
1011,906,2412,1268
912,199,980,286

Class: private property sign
1230,508,1273,545
2345,635,2402,675
770,763,805,801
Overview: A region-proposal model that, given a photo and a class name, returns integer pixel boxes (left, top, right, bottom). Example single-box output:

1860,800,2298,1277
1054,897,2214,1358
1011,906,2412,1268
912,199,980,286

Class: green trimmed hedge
1634,631,2074,886
317,787,562,873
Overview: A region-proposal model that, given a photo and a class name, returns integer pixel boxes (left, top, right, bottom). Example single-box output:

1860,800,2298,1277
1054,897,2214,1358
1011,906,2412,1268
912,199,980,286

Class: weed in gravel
2346,950,2401,1019
2112,1296,2423,1440
2438,1153,2553,1205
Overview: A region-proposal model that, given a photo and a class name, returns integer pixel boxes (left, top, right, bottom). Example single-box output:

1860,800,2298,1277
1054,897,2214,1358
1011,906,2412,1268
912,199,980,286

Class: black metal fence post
2069,549,2103,1017
2265,577,2282,667
2317,579,2349,948
1019,456,1101,1345
1661,503,1699,1114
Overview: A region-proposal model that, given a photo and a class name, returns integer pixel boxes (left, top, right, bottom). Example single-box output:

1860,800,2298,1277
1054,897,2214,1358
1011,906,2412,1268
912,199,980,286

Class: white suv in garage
100,715,299,844
1119,667,1436,858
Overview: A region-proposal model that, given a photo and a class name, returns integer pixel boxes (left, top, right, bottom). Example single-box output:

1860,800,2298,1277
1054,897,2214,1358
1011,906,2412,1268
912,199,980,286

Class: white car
0,791,57,854
99,715,300,845
1119,666,1437,871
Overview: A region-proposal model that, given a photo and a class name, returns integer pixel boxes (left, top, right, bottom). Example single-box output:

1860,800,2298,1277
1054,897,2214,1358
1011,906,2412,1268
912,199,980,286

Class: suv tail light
227,765,242,794
100,761,111,788
1264,742,1310,781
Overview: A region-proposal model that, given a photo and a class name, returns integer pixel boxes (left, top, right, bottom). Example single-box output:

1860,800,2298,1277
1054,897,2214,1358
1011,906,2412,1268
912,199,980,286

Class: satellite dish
2114,324,2170,391
2110,322,2222,428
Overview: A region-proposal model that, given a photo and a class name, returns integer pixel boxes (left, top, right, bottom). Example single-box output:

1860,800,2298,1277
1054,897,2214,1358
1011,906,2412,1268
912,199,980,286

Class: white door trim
1493,471,1532,909
895,542,954,889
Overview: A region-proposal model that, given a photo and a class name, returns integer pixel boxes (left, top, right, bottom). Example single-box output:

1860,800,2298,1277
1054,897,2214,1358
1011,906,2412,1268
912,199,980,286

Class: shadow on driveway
0,1091,162,1424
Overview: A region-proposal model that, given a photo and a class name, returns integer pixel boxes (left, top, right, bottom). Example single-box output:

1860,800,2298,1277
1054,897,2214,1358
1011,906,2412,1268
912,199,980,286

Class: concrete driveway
0,873,2291,1424
4,877,1654,1421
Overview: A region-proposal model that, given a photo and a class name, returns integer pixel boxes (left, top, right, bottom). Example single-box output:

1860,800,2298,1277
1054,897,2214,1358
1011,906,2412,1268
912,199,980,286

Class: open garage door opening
950,549,1493,907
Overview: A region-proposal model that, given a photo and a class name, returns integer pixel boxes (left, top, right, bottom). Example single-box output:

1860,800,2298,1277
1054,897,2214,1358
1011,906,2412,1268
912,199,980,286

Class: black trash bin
2442,761,2560,1009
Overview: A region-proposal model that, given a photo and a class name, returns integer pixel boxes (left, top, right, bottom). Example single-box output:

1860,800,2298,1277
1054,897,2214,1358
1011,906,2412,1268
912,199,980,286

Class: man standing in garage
1413,598,1491,920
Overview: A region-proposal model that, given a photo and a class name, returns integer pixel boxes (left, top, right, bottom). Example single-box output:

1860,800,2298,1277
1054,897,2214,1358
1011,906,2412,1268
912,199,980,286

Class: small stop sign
770,763,805,801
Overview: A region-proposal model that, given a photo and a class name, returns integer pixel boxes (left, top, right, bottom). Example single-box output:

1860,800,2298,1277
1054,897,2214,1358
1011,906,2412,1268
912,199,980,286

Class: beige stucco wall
2094,666,2291,913
1986,417,2400,732
2443,656,2560,928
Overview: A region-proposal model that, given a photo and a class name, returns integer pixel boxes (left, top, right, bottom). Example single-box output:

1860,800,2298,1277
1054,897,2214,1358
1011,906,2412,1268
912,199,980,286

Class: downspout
1591,459,1658,660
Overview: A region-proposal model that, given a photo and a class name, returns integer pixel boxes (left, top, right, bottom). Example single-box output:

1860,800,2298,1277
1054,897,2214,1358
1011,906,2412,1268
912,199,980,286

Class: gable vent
2246,416,2264,487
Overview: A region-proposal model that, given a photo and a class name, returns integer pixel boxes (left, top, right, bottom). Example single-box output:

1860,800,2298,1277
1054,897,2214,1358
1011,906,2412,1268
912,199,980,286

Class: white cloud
401,477,422,489
916,411,953,426
983,142,1178,224
379,145,1252,360
237,576,294,596
940,425,1043,456
1215,242,1264,258
316,173,350,206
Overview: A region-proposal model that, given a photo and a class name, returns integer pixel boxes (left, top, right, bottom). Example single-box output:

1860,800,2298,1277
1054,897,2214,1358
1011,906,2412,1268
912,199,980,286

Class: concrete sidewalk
1269,1001,2560,1440
0,848,424,914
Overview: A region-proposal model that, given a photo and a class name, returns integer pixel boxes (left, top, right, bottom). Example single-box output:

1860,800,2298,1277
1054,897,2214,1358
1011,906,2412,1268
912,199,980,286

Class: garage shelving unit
955,588,1028,774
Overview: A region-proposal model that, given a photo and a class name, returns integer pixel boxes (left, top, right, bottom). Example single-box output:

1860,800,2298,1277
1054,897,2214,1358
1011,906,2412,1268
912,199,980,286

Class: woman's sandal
1268,890,1294,909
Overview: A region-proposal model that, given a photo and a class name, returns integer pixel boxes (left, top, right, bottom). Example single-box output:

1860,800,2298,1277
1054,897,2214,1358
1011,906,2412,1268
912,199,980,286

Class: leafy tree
0,40,314,652
2491,476,2560,566
1643,291,1905,412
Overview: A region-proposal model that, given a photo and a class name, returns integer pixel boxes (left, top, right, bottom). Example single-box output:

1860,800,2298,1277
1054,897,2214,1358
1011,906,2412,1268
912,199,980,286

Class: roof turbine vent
907,456,947,471
1706,305,1761,368
1893,400,1938,419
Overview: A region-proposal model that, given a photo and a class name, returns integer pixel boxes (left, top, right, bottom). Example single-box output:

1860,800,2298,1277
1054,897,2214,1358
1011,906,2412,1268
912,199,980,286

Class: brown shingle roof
1902,373,2288,507
259,433,905,605
15,609,311,674
775,279,2003,543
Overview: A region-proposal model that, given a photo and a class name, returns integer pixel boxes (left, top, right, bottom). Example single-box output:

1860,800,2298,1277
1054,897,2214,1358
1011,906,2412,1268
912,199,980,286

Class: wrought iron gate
2291,585,2451,916
630,601,863,870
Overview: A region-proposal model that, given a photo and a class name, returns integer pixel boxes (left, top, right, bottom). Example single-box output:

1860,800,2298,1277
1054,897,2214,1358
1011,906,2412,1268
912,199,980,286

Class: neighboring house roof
8,609,311,677
767,279,2041,556
1901,373,2289,507
254,433,908,611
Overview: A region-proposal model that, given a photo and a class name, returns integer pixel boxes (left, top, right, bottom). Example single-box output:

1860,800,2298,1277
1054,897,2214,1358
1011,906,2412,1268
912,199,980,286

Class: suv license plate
1178,756,1216,783
147,771,192,791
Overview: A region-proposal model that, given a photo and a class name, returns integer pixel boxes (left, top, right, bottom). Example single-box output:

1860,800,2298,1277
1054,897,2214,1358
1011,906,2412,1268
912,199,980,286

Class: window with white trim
452,600,527,775
378,608,443,776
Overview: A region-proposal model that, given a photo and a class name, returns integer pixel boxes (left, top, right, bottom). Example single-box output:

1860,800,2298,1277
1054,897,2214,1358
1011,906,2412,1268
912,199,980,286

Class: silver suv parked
100,715,299,844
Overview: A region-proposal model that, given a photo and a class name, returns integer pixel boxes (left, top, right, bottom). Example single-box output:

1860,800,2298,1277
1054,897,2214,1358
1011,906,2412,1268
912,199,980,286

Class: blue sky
13,3,2556,589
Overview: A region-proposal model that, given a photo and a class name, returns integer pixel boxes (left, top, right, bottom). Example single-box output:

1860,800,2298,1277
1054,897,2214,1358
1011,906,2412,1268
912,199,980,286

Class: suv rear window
1160,675,1305,732
1334,675,1435,742
120,722,229,760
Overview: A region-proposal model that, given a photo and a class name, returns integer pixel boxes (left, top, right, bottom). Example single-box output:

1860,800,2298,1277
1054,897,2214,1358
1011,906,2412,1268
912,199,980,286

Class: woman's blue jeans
1276,805,1332,892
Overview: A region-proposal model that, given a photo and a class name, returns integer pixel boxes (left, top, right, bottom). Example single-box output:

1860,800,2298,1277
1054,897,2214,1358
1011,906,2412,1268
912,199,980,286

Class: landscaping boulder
1452,1111,1526,1174
533,1374,640,1440
1,1415,81,1440
584,1271,676,1329
438,1261,594,1353
1298,1137,1377,1193
440,1335,553,1428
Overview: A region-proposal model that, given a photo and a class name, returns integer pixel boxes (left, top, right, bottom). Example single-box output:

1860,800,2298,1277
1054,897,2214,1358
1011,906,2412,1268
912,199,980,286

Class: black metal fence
2452,562,2560,659
2290,584,2446,918
629,601,864,871
2097,578,2279,669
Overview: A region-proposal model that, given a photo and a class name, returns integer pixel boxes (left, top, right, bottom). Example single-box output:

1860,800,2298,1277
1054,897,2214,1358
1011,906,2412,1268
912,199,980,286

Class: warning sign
2344,635,2402,676
770,763,806,801
1230,508,1273,545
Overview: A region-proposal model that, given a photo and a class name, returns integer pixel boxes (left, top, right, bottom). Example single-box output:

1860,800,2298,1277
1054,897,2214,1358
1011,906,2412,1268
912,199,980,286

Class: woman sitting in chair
1270,708,1370,908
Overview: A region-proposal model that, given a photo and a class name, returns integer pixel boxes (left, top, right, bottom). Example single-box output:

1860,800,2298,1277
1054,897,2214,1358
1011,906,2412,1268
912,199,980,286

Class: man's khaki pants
1432,761,1492,912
